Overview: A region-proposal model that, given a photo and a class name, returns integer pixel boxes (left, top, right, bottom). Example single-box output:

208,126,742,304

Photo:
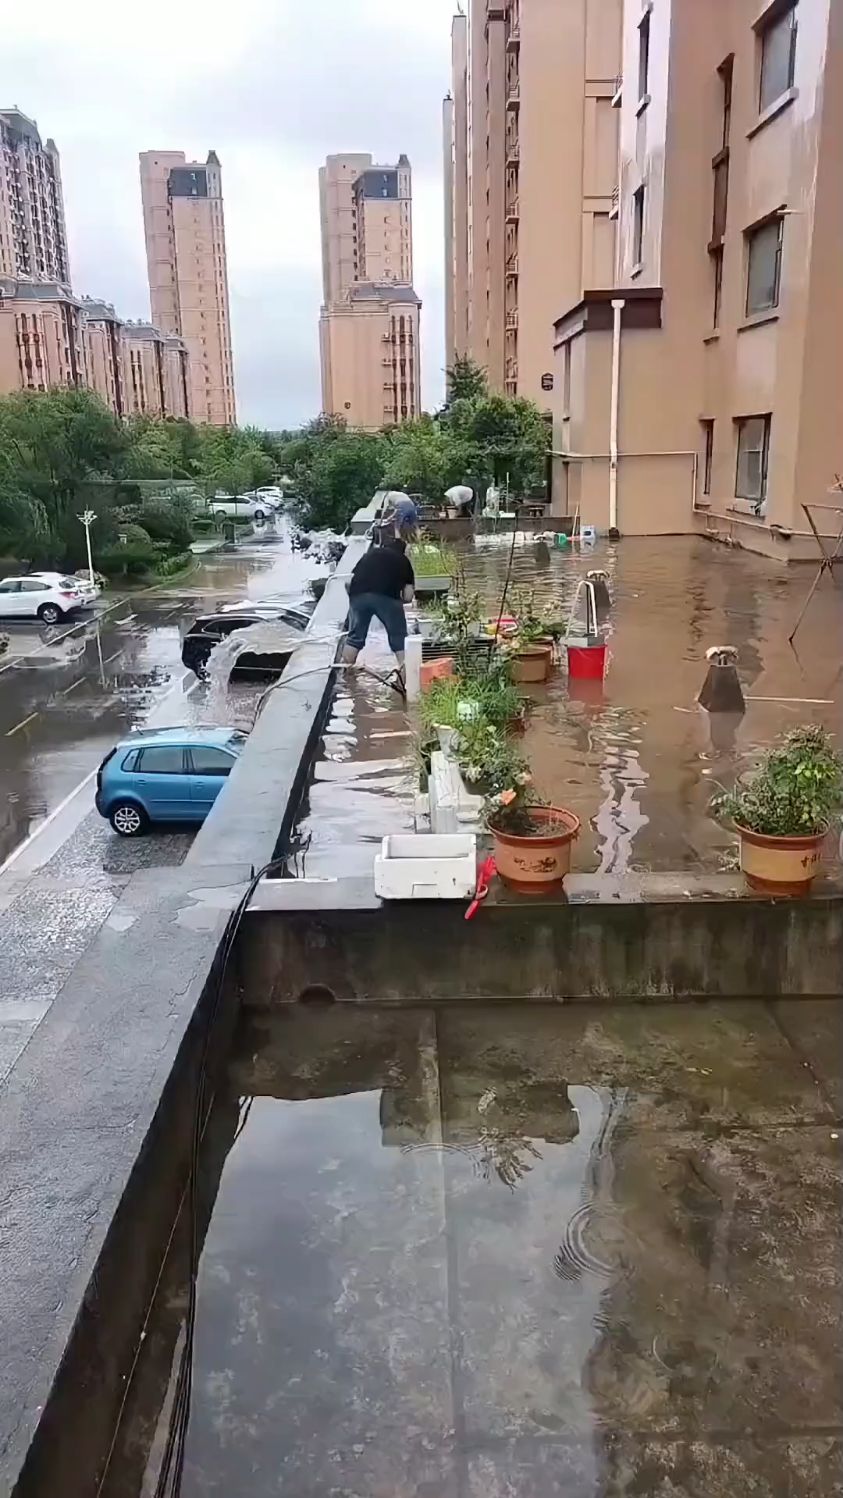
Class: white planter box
415,575,451,595
374,834,477,900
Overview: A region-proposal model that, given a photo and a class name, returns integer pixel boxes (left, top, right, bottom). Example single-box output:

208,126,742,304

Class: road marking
0,768,98,877
60,677,85,696
6,711,39,737
104,650,123,664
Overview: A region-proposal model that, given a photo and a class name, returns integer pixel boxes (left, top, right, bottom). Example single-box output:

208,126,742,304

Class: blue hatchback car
96,726,247,837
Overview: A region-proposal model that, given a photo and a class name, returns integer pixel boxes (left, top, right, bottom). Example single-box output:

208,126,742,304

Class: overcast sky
5,0,456,428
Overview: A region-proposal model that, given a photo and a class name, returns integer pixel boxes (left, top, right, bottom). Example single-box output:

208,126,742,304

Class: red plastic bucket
566,643,606,680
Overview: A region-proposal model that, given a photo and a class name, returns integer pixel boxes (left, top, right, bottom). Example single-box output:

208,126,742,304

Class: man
444,483,474,518
342,539,415,680
377,490,420,536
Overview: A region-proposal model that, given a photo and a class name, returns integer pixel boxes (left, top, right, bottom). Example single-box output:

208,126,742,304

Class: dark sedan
181,613,302,679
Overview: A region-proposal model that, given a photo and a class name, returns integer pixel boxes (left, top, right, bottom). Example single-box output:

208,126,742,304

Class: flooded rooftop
293,535,843,878
103,997,843,1497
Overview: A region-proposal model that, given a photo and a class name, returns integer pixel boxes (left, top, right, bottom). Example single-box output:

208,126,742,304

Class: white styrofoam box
428,751,484,834
374,834,478,900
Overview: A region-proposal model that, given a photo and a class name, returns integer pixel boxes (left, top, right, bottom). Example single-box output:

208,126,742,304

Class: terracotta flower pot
510,645,552,684
489,806,580,895
736,824,827,896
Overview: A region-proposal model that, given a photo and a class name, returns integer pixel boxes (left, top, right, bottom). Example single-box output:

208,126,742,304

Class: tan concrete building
452,0,621,404
0,110,70,285
81,299,127,417
319,153,421,428
121,321,190,420
444,13,470,379
0,276,86,392
320,283,421,430
550,0,843,555
139,149,235,426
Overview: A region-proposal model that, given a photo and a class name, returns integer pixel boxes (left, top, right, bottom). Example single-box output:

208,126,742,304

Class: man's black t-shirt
349,545,414,600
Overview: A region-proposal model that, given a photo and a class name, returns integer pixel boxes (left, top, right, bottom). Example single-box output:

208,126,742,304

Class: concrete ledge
238,884,843,1003
187,540,367,871
0,865,249,1497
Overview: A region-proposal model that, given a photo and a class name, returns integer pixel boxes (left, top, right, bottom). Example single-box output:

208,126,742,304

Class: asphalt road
0,524,330,870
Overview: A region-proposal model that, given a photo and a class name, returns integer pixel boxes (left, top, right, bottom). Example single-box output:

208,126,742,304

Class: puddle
101,1000,843,1498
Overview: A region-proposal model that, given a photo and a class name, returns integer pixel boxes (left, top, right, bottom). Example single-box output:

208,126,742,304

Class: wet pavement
102,998,843,1497
0,521,330,1089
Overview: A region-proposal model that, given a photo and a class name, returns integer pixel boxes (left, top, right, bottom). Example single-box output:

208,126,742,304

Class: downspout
609,297,625,535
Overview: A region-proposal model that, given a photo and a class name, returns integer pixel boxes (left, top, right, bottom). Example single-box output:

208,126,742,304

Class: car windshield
60,577,79,589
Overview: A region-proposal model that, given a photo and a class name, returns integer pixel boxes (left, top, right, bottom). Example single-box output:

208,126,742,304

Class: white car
0,575,84,625
210,494,274,522
32,572,100,608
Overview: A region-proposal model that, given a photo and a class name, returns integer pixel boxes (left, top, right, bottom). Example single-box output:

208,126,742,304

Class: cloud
4,0,454,426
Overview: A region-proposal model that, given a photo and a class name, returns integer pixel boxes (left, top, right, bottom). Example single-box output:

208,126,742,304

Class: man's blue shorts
347,593,407,653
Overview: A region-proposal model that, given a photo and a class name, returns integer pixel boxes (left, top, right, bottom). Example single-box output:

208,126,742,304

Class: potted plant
499,592,557,683
712,725,843,895
484,746,580,895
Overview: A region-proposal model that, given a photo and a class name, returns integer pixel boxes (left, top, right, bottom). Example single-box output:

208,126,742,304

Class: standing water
202,621,305,722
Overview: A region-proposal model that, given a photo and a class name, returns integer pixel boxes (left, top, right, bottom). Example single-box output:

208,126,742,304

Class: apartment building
449,0,621,403
0,276,86,392
81,299,127,417
444,13,470,378
122,321,190,420
551,0,842,552
0,110,70,285
319,153,421,429
139,149,235,426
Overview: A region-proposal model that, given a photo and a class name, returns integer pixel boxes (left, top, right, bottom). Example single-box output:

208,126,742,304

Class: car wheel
38,603,63,625
109,802,148,838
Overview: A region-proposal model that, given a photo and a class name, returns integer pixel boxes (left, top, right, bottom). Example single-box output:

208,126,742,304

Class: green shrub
98,541,157,578
155,551,193,578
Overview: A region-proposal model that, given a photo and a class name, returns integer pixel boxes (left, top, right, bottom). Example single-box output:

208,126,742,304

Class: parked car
0,575,84,625
95,726,248,836
219,596,315,630
181,612,301,678
31,571,100,608
209,494,273,522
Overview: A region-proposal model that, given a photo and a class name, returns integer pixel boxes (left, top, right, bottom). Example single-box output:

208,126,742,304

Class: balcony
505,198,519,224
505,310,519,330
505,140,520,168
506,85,520,111
612,74,623,108
505,254,519,277
609,185,620,221
506,22,520,51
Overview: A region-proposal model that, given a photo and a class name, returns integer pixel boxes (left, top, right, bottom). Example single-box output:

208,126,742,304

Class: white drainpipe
609,298,625,532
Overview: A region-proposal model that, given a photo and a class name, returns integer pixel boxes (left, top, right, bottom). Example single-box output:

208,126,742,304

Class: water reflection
102,1001,842,1498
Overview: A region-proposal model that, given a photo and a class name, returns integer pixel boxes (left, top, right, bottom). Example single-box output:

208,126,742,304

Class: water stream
202,621,305,722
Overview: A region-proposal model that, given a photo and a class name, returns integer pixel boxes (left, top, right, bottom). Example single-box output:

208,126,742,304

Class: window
735,415,771,505
638,11,651,101
700,420,714,494
189,745,235,777
121,749,141,772
719,56,733,148
746,217,783,314
711,246,724,327
136,745,186,774
632,185,645,266
711,157,729,243
562,341,572,414
759,4,797,112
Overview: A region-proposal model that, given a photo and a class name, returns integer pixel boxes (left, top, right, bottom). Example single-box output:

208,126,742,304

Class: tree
381,418,471,503
445,356,488,403
293,430,386,531
0,388,127,565
444,392,550,496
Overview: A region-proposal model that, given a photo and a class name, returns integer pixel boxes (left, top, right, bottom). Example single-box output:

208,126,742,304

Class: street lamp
77,509,96,585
